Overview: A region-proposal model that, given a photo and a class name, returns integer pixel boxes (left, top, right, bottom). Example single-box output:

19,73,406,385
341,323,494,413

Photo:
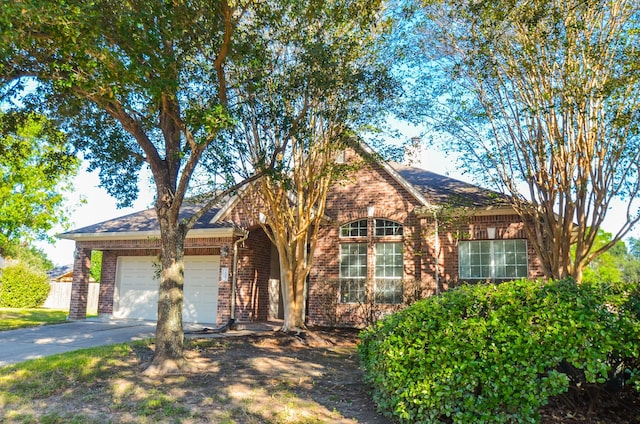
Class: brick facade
67,148,544,327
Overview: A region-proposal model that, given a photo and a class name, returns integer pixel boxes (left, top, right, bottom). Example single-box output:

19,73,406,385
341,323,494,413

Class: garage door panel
115,256,219,323
116,288,158,320
114,257,158,320
183,256,219,323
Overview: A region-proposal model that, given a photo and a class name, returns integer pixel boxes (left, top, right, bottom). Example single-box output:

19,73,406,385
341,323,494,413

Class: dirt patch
3,328,391,424
173,328,391,423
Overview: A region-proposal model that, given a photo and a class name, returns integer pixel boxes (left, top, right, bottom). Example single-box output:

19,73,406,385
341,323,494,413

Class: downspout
231,228,249,321
434,211,440,295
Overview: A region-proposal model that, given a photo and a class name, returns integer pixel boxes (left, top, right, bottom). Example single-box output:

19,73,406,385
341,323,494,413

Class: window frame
374,242,404,304
339,219,368,238
338,219,405,304
339,243,368,303
458,239,529,280
374,219,404,237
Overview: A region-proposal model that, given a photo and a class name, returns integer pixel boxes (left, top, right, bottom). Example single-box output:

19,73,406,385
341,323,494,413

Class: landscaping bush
359,279,640,423
0,262,51,308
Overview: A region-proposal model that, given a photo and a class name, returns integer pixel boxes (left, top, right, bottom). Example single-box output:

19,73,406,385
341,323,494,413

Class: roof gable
353,142,511,211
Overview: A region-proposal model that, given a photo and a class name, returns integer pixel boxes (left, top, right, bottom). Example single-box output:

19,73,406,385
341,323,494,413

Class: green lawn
0,308,69,331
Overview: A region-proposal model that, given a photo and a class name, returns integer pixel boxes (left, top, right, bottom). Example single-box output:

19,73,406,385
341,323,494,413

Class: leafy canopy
0,112,79,253
394,0,640,280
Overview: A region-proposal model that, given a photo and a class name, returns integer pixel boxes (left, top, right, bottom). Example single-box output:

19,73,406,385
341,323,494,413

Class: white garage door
114,256,220,323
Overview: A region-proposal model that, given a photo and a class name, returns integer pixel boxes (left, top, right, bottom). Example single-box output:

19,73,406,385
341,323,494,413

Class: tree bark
144,196,187,375
279,241,307,332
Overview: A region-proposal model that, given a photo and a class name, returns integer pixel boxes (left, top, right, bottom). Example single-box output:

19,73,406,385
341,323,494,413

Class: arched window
340,219,368,237
338,218,404,304
375,219,403,236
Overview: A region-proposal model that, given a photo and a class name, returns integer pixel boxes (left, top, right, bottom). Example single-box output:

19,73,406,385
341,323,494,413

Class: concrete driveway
0,319,158,367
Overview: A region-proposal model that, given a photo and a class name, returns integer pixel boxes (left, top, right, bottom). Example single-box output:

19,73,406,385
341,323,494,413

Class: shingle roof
391,163,511,208
60,156,512,240
59,203,230,237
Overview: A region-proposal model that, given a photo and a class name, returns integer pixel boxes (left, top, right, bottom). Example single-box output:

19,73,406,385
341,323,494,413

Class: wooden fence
43,282,99,313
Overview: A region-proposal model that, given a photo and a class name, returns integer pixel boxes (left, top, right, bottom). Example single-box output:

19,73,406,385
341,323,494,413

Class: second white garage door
114,256,220,323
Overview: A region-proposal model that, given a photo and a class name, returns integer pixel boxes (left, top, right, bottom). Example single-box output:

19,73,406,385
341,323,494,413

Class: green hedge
359,279,640,423
0,263,51,308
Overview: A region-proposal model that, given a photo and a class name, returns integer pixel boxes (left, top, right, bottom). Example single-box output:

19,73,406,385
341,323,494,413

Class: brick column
98,251,117,316
69,246,91,320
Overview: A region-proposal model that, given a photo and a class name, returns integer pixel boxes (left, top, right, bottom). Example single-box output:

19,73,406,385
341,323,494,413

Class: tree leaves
397,0,640,280
0,112,79,251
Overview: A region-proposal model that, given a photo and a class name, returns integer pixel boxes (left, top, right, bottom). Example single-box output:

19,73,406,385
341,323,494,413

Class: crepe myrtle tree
398,0,640,282
0,0,283,374
228,0,397,331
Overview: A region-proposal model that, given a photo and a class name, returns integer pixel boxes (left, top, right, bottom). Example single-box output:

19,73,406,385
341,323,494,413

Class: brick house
60,145,544,327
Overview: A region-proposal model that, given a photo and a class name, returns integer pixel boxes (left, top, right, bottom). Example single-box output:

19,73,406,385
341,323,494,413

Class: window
459,239,528,280
375,242,403,304
375,219,403,236
339,243,367,303
340,219,368,237
338,219,404,304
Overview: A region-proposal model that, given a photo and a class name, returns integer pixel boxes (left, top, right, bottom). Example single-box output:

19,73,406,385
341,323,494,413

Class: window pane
459,245,469,264
517,265,528,277
375,243,403,277
374,279,403,304
375,219,403,236
340,220,368,237
459,240,528,280
374,242,403,304
340,279,366,303
340,243,367,303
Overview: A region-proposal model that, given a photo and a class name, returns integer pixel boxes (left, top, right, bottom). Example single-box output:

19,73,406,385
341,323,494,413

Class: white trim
209,192,245,224
415,205,516,217
58,227,237,242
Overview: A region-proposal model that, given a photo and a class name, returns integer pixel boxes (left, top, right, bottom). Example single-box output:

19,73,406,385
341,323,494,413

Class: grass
0,308,99,331
0,308,69,331
0,333,380,424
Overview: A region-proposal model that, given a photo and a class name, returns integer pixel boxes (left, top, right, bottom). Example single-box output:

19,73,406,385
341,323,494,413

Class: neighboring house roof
59,203,236,241
48,266,96,282
47,264,74,279
391,163,512,210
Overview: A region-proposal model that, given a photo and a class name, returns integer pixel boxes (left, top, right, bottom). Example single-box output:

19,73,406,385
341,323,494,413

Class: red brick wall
307,154,433,326
305,149,544,327
436,214,546,283
69,248,91,320
68,148,545,328
98,251,117,315
234,228,271,322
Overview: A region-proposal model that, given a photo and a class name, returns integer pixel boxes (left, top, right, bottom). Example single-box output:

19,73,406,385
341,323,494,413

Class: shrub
359,279,640,423
0,262,51,308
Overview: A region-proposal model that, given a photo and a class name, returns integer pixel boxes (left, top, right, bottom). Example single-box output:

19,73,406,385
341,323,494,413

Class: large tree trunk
279,243,307,332
144,203,187,375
